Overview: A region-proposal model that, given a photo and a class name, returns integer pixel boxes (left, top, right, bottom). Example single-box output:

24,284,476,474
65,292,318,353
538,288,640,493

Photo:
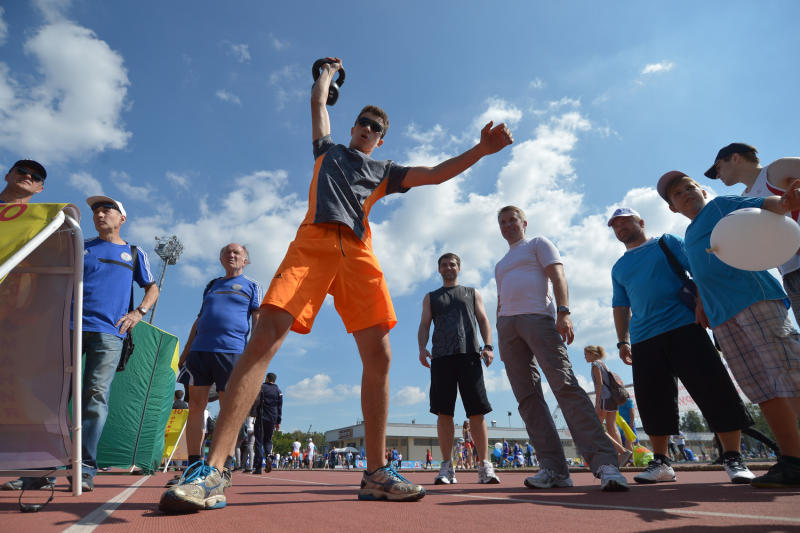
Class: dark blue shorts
178,350,241,391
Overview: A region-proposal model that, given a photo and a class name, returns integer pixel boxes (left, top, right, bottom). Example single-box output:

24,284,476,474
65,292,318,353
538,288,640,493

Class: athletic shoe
158,463,227,513
358,465,426,501
750,456,800,488
265,457,273,473
597,464,630,491
634,458,676,484
723,453,755,484
165,461,203,487
69,473,94,492
1,477,55,491
478,460,500,484
253,468,262,475
524,468,573,489
434,459,457,485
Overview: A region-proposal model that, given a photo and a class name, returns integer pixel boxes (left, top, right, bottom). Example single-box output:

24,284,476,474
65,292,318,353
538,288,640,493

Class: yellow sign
163,409,189,461
0,203,69,268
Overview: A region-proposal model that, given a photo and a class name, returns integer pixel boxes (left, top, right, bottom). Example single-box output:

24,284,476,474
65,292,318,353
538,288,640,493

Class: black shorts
178,350,241,391
430,354,492,417
631,323,753,436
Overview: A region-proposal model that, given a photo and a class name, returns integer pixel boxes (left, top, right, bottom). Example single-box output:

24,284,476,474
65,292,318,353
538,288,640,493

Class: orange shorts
263,223,397,334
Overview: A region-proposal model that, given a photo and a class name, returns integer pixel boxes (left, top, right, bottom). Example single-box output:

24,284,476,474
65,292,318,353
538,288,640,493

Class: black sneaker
1,477,55,491
751,457,800,488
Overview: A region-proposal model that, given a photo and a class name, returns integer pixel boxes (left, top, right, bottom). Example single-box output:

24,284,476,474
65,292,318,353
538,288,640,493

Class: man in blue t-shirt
169,243,262,485
657,170,800,488
608,207,753,485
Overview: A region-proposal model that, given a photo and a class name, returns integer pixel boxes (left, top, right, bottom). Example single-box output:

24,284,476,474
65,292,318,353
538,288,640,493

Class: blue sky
2,0,799,432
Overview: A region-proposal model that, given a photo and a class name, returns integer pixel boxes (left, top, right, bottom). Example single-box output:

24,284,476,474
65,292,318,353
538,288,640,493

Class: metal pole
146,258,168,324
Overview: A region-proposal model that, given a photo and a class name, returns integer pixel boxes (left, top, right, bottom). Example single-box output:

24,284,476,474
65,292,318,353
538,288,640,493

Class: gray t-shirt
304,135,410,241
430,285,481,358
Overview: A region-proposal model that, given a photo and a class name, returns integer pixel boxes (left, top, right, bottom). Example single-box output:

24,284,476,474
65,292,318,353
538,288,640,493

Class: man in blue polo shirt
657,171,800,488
609,207,753,485
170,243,262,484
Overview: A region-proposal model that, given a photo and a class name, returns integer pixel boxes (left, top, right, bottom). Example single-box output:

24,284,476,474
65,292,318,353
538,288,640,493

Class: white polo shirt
495,236,562,317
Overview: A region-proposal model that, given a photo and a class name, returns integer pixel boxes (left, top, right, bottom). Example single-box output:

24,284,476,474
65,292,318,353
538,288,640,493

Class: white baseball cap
87,195,127,217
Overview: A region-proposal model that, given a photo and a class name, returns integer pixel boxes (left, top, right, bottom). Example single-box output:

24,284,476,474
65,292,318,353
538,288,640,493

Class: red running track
1,468,799,532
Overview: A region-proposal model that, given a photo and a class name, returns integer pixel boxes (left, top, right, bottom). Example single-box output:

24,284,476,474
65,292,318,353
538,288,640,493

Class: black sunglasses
356,116,384,135
15,166,45,182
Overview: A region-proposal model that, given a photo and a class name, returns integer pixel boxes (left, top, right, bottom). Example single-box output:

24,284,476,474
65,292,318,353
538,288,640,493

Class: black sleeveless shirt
429,285,481,358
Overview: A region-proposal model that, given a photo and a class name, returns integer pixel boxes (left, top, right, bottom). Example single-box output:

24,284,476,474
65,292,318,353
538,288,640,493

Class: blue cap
607,207,641,226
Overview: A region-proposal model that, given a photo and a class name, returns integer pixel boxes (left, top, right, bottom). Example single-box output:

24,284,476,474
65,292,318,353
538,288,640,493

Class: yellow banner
163,409,189,461
0,203,69,265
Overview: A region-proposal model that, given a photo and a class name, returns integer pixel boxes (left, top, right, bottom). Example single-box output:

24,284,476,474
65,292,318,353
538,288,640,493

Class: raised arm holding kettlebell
311,57,343,142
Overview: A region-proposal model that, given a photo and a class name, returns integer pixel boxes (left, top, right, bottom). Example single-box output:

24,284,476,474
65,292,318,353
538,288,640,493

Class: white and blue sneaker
434,459,457,485
597,464,630,491
358,464,426,501
524,468,573,489
158,461,228,513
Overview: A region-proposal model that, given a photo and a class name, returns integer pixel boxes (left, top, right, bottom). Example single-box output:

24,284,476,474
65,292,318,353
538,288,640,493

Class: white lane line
456,494,800,524
262,476,800,524
62,475,151,533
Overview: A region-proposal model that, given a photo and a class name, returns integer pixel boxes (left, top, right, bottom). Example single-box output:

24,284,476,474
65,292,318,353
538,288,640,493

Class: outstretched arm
311,57,341,142
401,122,513,189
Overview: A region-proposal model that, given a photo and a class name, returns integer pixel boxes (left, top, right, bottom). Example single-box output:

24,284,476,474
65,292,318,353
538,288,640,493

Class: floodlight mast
147,235,183,324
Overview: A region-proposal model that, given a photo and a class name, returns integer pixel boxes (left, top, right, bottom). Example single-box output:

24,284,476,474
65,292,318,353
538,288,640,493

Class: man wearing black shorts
418,253,500,485
608,207,755,484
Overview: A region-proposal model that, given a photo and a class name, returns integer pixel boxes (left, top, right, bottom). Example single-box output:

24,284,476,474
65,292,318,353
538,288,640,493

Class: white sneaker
597,464,630,491
478,460,500,484
633,458,676,484
723,453,756,484
524,468,573,489
434,459,457,485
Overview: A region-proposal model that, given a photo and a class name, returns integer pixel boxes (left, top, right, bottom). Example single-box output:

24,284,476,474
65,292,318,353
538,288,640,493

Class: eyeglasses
15,166,45,182
356,116,384,135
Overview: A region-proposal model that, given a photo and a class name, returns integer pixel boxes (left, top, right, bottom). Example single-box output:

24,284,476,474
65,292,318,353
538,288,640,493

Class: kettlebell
312,58,346,106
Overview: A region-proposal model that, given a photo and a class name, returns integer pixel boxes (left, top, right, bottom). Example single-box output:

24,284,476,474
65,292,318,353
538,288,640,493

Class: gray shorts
713,299,800,404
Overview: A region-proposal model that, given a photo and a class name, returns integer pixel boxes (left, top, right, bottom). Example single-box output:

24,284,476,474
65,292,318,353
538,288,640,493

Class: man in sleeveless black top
418,253,499,484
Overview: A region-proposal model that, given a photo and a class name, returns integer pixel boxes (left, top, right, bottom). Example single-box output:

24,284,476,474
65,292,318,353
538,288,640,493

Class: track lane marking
62,475,150,533
263,475,800,524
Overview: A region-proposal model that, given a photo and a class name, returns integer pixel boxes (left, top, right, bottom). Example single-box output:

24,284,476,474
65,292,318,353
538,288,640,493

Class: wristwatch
616,341,630,349
556,305,570,315
482,344,494,351
137,306,149,315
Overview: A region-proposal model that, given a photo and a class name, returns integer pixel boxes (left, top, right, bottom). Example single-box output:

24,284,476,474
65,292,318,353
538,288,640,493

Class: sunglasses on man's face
356,116,384,135
14,166,45,182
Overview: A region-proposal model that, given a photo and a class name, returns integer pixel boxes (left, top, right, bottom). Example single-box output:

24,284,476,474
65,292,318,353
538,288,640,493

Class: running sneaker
478,460,501,484
750,456,800,488
524,468,573,489
158,462,227,513
1,477,55,491
723,453,755,484
68,472,94,492
434,459,457,485
358,465,426,501
597,464,630,491
634,458,676,484
165,461,202,487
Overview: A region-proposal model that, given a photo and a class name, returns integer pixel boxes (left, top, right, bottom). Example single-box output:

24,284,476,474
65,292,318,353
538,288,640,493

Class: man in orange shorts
159,57,513,512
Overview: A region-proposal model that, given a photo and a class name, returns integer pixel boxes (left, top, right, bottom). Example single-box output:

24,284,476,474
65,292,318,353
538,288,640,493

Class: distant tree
271,429,327,456
679,410,709,432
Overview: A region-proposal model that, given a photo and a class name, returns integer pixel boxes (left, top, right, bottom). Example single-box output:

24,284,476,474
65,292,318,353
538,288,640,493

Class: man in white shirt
495,205,628,491
306,438,316,469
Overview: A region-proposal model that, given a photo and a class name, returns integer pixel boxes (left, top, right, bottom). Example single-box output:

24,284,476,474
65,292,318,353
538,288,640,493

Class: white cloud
0,7,8,46
393,385,426,406
529,78,544,90
285,374,361,404
269,33,288,50
215,89,241,105
405,123,446,144
33,0,71,22
482,366,512,393
0,19,130,162
268,65,304,110
68,171,103,196
641,61,674,75
165,171,189,189
112,170,152,200
269,64,301,85
229,43,250,63
472,97,522,131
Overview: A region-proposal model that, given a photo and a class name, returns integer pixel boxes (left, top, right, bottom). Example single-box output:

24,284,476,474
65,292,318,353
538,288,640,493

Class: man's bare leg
353,324,391,472
469,414,488,462
437,415,454,461
206,306,294,469
717,430,743,453
759,398,800,457
186,386,211,456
